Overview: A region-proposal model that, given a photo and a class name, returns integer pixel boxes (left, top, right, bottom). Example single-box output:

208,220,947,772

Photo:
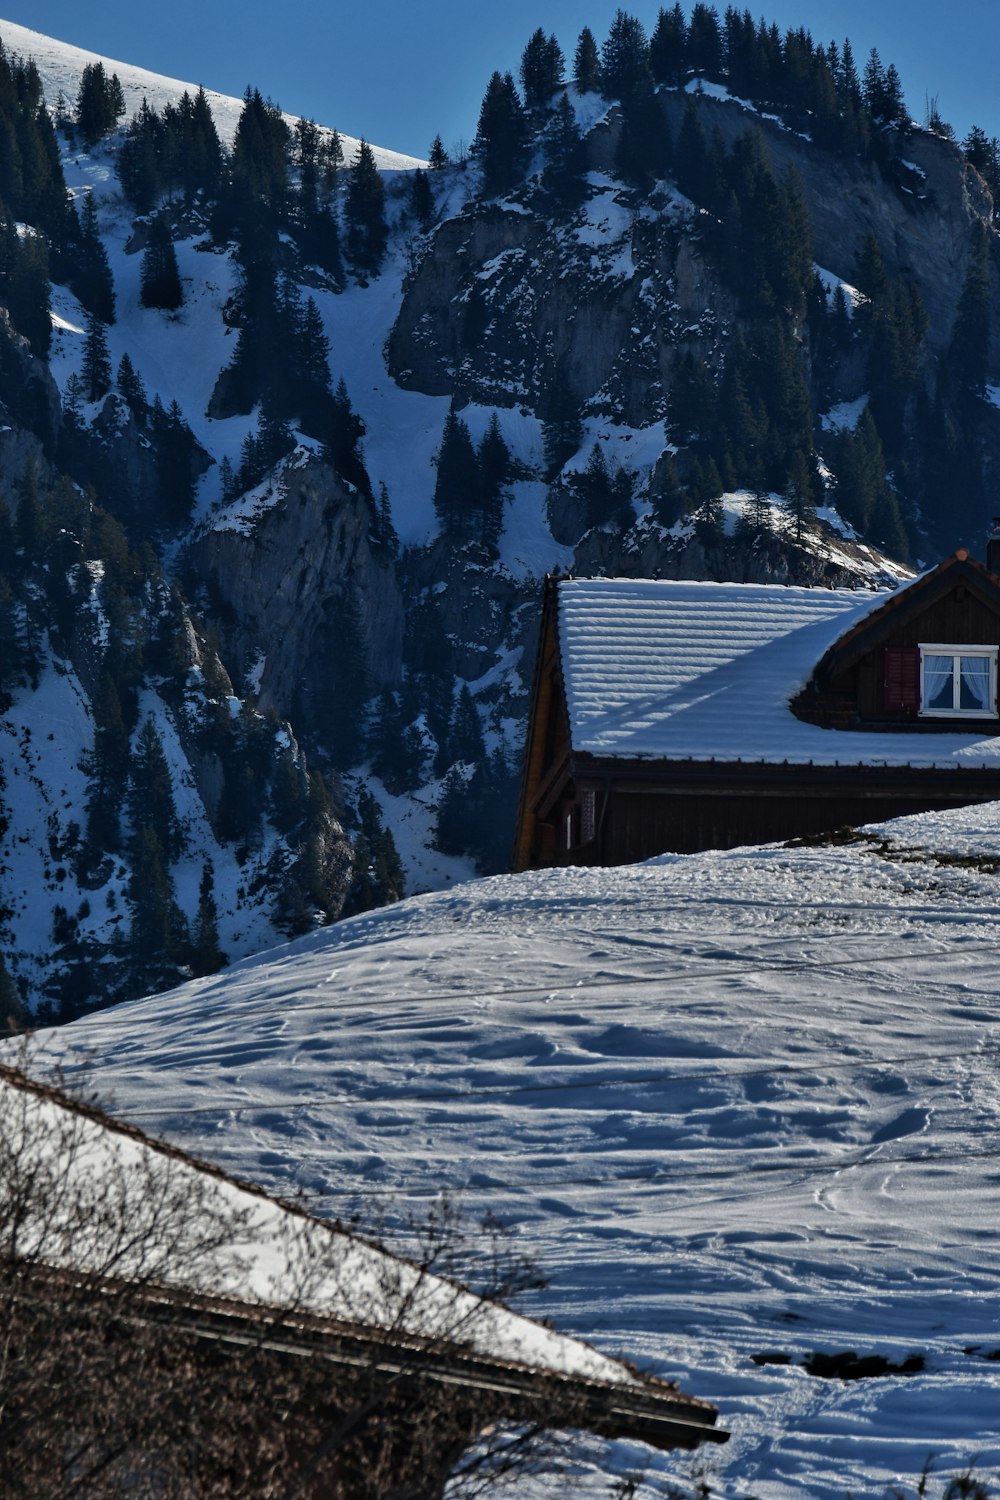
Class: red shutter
884,646,920,712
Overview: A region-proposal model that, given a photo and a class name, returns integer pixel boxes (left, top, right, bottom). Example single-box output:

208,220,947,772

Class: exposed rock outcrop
189,450,404,716
390,89,998,433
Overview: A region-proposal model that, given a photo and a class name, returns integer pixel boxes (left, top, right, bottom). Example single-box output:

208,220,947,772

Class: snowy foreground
37,801,1000,1500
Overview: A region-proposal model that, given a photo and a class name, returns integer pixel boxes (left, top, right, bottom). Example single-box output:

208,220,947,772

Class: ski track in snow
34,800,1000,1500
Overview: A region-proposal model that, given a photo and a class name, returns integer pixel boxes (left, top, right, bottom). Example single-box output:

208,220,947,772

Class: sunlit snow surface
38,801,1000,1499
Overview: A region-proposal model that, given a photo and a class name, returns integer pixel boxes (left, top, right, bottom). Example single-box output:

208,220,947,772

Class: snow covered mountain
1,9,998,1023
36,796,1000,1499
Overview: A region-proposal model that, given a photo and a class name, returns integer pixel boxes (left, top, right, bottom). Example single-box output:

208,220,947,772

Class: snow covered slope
0,17,424,167
37,802,1000,1499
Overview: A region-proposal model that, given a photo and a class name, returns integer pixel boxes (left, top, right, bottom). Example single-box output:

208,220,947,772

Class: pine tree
434,767,469,856
376,481,399,556
341,789,404,914
573,27,602,93
72,193,115,323
81,311,112,402
0,948,22,1028
520,29,565,112
316,129,343,201
14,460,43,560
127,824,184,979
139,217,183,310
472,72,529,196
686,3,723,78
650,5,687,86
323,377,371,495
186,86,224,199
861,49,887,120
784,449,816,544
449,684,485,764
76,62,125,145
675,100,708,200
344,140,387,274
314,586,370,765
0,496,13,580
694,488,724,545
190,861,226,976
370,687,425,794
116,353,148,415
650,451,686,527
0,575,22,694
294,116,322,215
476,412,512,552
853,230,888,306
0,219,51,357
117,99,164,213
963,126,1000,207
600,10,651,102
293,294,333,435
668,351,716,445
575,443,616,529
432,409,480,540
882,64,908,132
543,92,586,202
231,87,290,214
127,716,183,863
409,167,434,226
153,399,199,528
428,133,449,170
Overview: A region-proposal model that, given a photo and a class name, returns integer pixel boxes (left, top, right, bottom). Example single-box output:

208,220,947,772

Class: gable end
797,553,1000,729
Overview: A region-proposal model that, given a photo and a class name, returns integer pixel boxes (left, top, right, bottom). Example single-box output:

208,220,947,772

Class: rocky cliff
190,450,404,717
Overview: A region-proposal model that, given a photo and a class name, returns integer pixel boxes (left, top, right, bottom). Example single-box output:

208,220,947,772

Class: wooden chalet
515,553,1000,870
0,1065,725,1497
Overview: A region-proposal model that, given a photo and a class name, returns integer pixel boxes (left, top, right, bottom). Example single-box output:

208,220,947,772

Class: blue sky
2,1,999,159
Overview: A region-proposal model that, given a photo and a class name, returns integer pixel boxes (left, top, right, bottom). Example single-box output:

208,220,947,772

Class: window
919,645,998,718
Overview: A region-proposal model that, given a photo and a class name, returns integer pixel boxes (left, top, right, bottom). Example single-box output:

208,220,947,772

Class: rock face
389,186,713,428
189,451,404,716
404,538,532,681
573,514,895,587
0,312,61,479
657,91,991,357
390,90,997,428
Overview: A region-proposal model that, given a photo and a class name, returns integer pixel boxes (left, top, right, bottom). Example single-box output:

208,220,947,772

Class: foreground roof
557,576,1000,768
0,1063,723,1450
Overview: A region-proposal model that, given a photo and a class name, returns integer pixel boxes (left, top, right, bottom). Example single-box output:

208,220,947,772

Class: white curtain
959,656,991,712
923,655,954,711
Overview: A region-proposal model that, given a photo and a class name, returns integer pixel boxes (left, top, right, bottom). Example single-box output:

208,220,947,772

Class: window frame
918,643,999,719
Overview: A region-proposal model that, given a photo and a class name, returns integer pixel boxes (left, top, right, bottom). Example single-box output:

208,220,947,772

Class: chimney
988,519,1000,576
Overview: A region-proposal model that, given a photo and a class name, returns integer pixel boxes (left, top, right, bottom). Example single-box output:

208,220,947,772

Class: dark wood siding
553,759,1000,866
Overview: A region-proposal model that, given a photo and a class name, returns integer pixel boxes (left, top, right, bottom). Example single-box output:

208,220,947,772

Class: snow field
40,799,1000,1499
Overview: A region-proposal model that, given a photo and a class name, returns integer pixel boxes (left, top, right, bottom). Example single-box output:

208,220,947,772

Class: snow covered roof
557,576,1000,768
0,1063,719,1440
